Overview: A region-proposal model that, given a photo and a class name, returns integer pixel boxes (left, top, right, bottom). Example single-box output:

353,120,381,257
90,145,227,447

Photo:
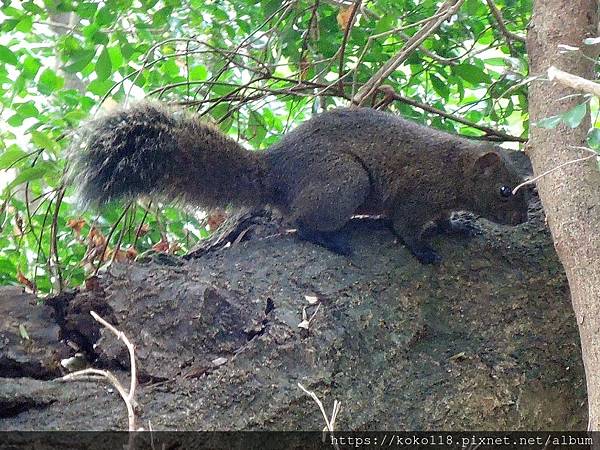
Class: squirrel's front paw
446,218,481,237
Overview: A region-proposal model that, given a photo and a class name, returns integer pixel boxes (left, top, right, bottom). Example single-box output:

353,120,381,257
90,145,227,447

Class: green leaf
562,102,587,128
22,2,45,14
587,128,600,149
248,111,267,147
96,47,112,81
374,15,394,34
38,68,63,95
91,31,109,46
16,102,38,118
535,115,562,129
465,0,484,15
141,0,159,9
153,7,173,27
107,46,123,69
63,49,95,73
96,6,117,26
8,162,55,190
0,45,18,66
190,65,207,81
484,57,506,67
0,147,27,169
22,55,41,78
7,114,24,127
1,19,19,32
77,2,99,19
31,131,60,153
87,79,114,96
430,74,449,100
453,63,491,85
15,15,33,33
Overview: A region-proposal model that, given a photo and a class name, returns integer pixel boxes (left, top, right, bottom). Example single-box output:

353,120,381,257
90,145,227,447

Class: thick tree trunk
0,209,588,430
527,0,600,429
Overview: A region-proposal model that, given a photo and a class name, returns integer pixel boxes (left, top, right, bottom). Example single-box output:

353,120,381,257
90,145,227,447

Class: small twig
338,0,362,80
548,66,600,97
389,91,527,142
133,202,151,248
95,202,132,274
297,382,341,450
90,311,137,403
512,147,599,194
485,0,526,44
397,31,458,65
125,38,200,106
49,188,65,293
61,311,139,432
298,303,322,329
353,0,465,105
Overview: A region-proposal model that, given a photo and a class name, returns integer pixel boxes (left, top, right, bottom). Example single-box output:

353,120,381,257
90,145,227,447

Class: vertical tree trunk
527,0,600,429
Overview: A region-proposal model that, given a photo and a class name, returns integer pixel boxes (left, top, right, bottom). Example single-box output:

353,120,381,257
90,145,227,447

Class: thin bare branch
338,0,362,79
353,0,466,106
388,91,527,142
297,382,341,449
513,147,599,194
61,311,139,432
485,0,526,44
548,66,600,97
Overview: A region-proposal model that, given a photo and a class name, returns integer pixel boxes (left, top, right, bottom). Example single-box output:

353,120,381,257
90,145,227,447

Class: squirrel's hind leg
296,227,353,256
289,160,370,256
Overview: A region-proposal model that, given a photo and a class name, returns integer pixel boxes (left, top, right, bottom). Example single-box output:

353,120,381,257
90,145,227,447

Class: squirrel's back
265,108,526,224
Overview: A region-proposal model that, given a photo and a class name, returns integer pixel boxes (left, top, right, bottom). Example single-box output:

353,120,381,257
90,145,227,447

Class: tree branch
338,0,362,80
388,91,527,142
485,0,526,44
548,66,600,97
352,0,466,106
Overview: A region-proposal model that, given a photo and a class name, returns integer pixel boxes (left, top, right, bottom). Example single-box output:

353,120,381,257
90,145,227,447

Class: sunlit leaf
0,45,18,65
562,102,587,129
535,115,562,129
96,47,112,81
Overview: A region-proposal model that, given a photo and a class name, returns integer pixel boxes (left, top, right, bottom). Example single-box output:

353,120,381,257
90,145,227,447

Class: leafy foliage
0,0,535,293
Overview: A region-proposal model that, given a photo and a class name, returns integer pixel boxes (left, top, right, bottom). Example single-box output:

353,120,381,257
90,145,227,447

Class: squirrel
67,102,529,264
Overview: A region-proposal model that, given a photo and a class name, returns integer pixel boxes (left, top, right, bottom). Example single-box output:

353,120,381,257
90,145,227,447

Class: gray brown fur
67,103,529,263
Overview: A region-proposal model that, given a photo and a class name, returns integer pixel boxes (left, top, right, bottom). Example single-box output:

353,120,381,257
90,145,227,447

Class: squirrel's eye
500,185,512,198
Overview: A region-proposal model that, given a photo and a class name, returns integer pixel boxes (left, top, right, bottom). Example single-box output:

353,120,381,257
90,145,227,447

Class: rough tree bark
0,206,588,431
527,0,600,429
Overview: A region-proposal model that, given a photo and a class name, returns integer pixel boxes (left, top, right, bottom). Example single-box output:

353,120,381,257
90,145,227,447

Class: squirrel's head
466,147,530,226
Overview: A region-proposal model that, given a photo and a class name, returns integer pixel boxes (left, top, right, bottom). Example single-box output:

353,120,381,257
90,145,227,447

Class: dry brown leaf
299,57,310,81
88,226,107,248
337,6,353,31
67,218,86,235
111,249,129,262
207,209,227,231
84,275,102,292
13,214,24,237
152,238,169,253
126,247,138,260
136,223,150,238
17,270,36,293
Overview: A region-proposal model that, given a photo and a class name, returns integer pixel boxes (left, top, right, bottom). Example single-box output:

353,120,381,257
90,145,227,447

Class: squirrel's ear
472,151,501,177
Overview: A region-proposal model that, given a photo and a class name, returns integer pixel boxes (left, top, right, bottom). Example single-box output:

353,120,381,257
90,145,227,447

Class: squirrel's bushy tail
67,102,268,209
